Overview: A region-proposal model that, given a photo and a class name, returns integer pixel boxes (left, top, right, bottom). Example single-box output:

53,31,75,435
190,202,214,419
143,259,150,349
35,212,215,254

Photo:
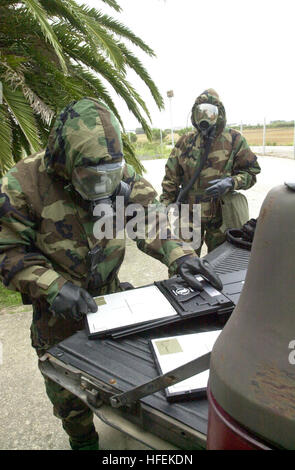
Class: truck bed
40,242,250,450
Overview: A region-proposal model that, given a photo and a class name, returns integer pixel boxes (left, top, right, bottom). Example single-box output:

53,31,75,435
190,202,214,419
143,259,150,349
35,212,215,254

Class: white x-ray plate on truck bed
86,285,178,338
86,274,234,339
150,330,222,402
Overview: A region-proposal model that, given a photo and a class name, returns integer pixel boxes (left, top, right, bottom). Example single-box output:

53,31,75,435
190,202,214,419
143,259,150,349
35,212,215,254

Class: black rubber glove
175,255,223,291
51,282,97,321
205,177,234,198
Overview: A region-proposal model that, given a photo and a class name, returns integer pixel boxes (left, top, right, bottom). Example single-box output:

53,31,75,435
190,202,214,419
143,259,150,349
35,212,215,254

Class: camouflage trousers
196,216,226,256
38,361,99,450
32,281,122,450
32,296,101,450
177,211,225,256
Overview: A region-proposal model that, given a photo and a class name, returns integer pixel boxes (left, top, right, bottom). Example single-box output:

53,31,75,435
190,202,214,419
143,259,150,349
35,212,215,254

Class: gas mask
72,161,131,214
193,103,219,136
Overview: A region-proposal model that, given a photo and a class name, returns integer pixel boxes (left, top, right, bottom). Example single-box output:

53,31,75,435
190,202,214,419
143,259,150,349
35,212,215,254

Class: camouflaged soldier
160,89,261,254
0,98,222,450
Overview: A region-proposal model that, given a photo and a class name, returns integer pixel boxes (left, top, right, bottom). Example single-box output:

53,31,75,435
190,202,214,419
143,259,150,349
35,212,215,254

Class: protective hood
191,88,226,136
44,98,123,181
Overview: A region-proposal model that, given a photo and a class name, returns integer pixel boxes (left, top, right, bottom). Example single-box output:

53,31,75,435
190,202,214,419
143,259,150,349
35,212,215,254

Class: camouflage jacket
0,98,194,351
160,90,261,221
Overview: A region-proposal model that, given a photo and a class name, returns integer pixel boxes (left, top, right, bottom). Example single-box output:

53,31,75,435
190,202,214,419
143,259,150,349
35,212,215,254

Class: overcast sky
83,0,294,130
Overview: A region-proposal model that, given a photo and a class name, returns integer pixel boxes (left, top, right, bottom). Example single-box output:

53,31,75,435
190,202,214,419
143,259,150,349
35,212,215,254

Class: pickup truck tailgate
41,242,250,449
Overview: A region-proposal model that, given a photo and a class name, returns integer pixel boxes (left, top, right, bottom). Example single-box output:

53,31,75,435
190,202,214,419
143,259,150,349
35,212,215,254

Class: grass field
134,127,294,160
241,127,294,146
134,127,294,147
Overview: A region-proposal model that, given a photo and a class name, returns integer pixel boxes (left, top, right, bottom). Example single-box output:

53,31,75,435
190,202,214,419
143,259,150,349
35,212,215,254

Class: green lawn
0,282,22,309
135,142,171,159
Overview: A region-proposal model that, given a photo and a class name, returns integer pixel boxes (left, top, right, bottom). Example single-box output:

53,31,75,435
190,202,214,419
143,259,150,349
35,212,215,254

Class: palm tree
0,0,164,176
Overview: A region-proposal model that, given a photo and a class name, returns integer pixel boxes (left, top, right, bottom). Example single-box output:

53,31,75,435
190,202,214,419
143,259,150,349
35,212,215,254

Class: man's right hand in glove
51,282,97,321
175,255,223,292
205,177,234,198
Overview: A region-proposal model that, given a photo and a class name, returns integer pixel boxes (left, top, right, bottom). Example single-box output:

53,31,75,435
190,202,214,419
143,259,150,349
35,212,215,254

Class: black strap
226,228,252,251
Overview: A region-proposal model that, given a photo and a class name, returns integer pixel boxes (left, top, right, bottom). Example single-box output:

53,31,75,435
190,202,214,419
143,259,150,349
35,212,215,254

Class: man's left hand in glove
50,282,97,321
175,255,223,292
205,177,234,198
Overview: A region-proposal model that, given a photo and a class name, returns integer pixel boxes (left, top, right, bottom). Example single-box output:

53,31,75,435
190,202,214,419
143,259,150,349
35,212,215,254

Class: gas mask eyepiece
72,161,124,202
193,103,218,135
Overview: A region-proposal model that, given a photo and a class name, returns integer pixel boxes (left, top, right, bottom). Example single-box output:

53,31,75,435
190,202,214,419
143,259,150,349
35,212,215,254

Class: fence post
263,117,266,155
160,129,163,155
167,90,174,147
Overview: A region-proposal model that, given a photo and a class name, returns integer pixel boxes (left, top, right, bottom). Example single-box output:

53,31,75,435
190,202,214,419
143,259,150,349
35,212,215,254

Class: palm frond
122,133,145,175
2,83,41,153
59,0,124,69
97,0,121,11
0,105,13,176
34,113,51,147
37,1,105,68
52,25,156,127
118,43,164,110
54,33,151,134
17,123,33,156
0,0,163,175
10,117,34,163
38,0,89,27
78,7,155,56
84,16,125,69
1,54,55,126
0,54,27,69
0,1,17,8
22,85,55,126
69,64,123,125
23,0,67,72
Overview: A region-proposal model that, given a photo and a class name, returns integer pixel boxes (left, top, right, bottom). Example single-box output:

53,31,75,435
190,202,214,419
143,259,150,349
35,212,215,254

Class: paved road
251,145,294,159
141,153,295,218
1,154,295,450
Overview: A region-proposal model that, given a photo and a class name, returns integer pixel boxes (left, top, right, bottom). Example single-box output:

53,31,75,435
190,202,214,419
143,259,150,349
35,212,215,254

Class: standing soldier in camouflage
0,98,222,450
160,89,261,254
